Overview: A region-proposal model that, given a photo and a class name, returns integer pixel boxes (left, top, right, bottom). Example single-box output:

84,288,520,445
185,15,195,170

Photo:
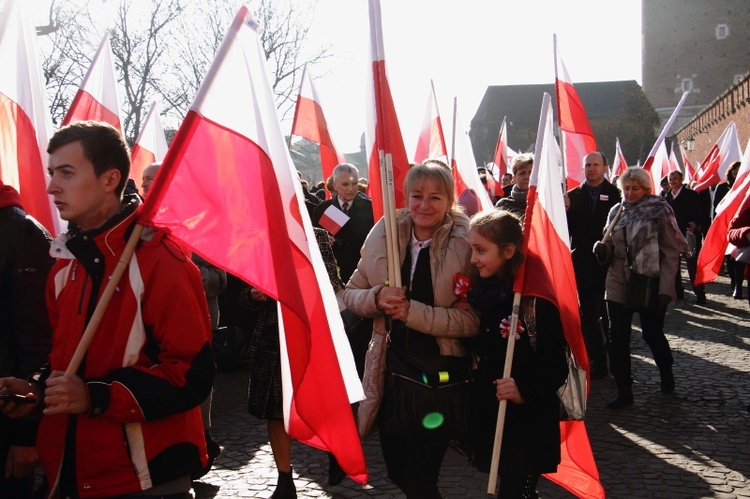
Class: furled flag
695,139,750,285
643,91,690,192
0,0,59,235
413,79,448,165
679,142,696,183
61,33,122,130
517,93,603,499
451,101,493,212
691,121,742,192
138,7,367,484
290,65,345,199
611,137,628,179
493,117,510,178
554,34,597,190
366,0,410,221
130,101,168,189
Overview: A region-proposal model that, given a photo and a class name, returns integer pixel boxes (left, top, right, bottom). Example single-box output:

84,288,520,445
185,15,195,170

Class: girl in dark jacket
464,209,568,498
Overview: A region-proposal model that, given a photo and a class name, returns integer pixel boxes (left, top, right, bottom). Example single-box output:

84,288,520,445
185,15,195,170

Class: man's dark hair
47,121,131,197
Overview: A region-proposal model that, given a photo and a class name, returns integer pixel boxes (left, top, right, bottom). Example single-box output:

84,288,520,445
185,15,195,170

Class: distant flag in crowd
679,142,696,183
130,100,168,189
413,79,448,165
695,139,750,285
611,137,628,179
366,0,409,221
554,34,597,190
517,93,603,499
692,121,742,192
450,100,493,212
493,117,510,177
0,0,59,235
138,7,367,484
643,91,690,192
290,65,345,199
61,33,122,130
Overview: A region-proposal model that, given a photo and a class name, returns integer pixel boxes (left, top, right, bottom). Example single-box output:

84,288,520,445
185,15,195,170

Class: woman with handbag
464,209,569,498
343,161,479,498
593,167,687,409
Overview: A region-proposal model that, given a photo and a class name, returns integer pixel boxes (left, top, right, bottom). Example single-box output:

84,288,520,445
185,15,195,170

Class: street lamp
686,137,695,151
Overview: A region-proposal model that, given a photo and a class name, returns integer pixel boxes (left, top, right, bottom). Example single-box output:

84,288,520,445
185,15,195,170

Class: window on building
716,24,729,39
681,78,694,93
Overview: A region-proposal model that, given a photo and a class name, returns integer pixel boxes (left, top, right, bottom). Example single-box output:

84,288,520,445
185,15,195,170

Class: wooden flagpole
64,224,144,376
486,292,522,494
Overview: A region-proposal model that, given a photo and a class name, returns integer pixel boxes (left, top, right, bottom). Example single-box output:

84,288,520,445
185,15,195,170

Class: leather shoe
733,289,743,299
328,452,346,486
695,295,707,305
607,391,633,409
660,368,675,393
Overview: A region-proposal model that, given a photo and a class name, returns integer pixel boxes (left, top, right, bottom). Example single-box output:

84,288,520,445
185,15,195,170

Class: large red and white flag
695,139,750,285
290,65,345,198
130,100,168,188
643,91,690,192
61,33,122,130
366,0,409,221
413,80,448,165
611,137,628,178
0,0,60,235
451,102,493,212
517,93,603,499
554,35,597,190
679,142,696,183
691,121,742,192
139,8,367,484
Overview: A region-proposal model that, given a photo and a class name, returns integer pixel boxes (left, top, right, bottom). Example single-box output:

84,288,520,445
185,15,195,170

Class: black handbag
623,226,660,311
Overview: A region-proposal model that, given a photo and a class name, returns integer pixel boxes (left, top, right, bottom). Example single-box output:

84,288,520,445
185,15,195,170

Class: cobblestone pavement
194,272,750,498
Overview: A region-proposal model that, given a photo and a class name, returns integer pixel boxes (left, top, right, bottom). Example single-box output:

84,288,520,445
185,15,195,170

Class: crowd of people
0,119,746,498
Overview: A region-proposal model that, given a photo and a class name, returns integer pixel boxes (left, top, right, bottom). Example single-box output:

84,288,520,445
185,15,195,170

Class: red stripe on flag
129,143,156,189
291,94,341,190
61,90,121,130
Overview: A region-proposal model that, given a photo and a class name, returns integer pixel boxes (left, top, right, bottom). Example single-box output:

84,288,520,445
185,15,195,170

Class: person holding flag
595,167,687,408
464,209,568,498
344,161,479,498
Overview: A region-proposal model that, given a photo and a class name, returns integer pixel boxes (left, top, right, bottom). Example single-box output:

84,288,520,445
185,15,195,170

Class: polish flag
130,101,168,189
0,0,59,235
517,93,603,499
554,35,597,190
290,65,345,198
667,141,680,173
643,92,690,192
695,140,750,285
451,101,493,212
317,204,349,236
493,117,510,178
138,8,367,484
611,137,628,178
679,143,696,183
413,79,448,164
692,121,742,192
366,0,409,221
61,33,122,130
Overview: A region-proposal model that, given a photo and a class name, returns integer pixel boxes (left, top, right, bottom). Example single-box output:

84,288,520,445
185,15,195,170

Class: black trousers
606,301,673,391
578,287,608,370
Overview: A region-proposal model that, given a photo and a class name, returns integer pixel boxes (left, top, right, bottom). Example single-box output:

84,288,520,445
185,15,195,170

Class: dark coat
664,185,710,237
567,180,621,290
312,195,374,283
465,278,567,476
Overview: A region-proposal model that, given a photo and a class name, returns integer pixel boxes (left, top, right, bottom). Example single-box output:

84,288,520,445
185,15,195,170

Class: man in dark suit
567,152,621,378
312,163,374,284
665,170,710,304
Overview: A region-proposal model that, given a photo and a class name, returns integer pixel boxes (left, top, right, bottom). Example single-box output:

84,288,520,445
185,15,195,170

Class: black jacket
567,180,621,290
664,185,710,237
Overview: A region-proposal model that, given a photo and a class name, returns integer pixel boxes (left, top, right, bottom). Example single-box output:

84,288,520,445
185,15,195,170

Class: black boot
659,366,675,393
328,452,346,486
607,389,633,409
271,469,297,499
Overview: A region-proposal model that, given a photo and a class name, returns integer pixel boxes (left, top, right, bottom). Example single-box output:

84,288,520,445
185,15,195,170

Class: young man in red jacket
0,121,214,498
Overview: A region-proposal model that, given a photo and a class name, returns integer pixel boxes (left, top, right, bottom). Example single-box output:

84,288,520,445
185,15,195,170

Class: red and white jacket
37,199,214,498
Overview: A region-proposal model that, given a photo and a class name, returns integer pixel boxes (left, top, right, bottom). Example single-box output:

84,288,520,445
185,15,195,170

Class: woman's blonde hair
404,159,456,207
617,166,652,193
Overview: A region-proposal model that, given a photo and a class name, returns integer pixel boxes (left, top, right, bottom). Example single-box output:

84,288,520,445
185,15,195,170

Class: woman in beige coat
344,161,479,498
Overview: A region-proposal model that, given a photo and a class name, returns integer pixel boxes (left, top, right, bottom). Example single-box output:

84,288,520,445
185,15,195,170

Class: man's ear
103,168,121,194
